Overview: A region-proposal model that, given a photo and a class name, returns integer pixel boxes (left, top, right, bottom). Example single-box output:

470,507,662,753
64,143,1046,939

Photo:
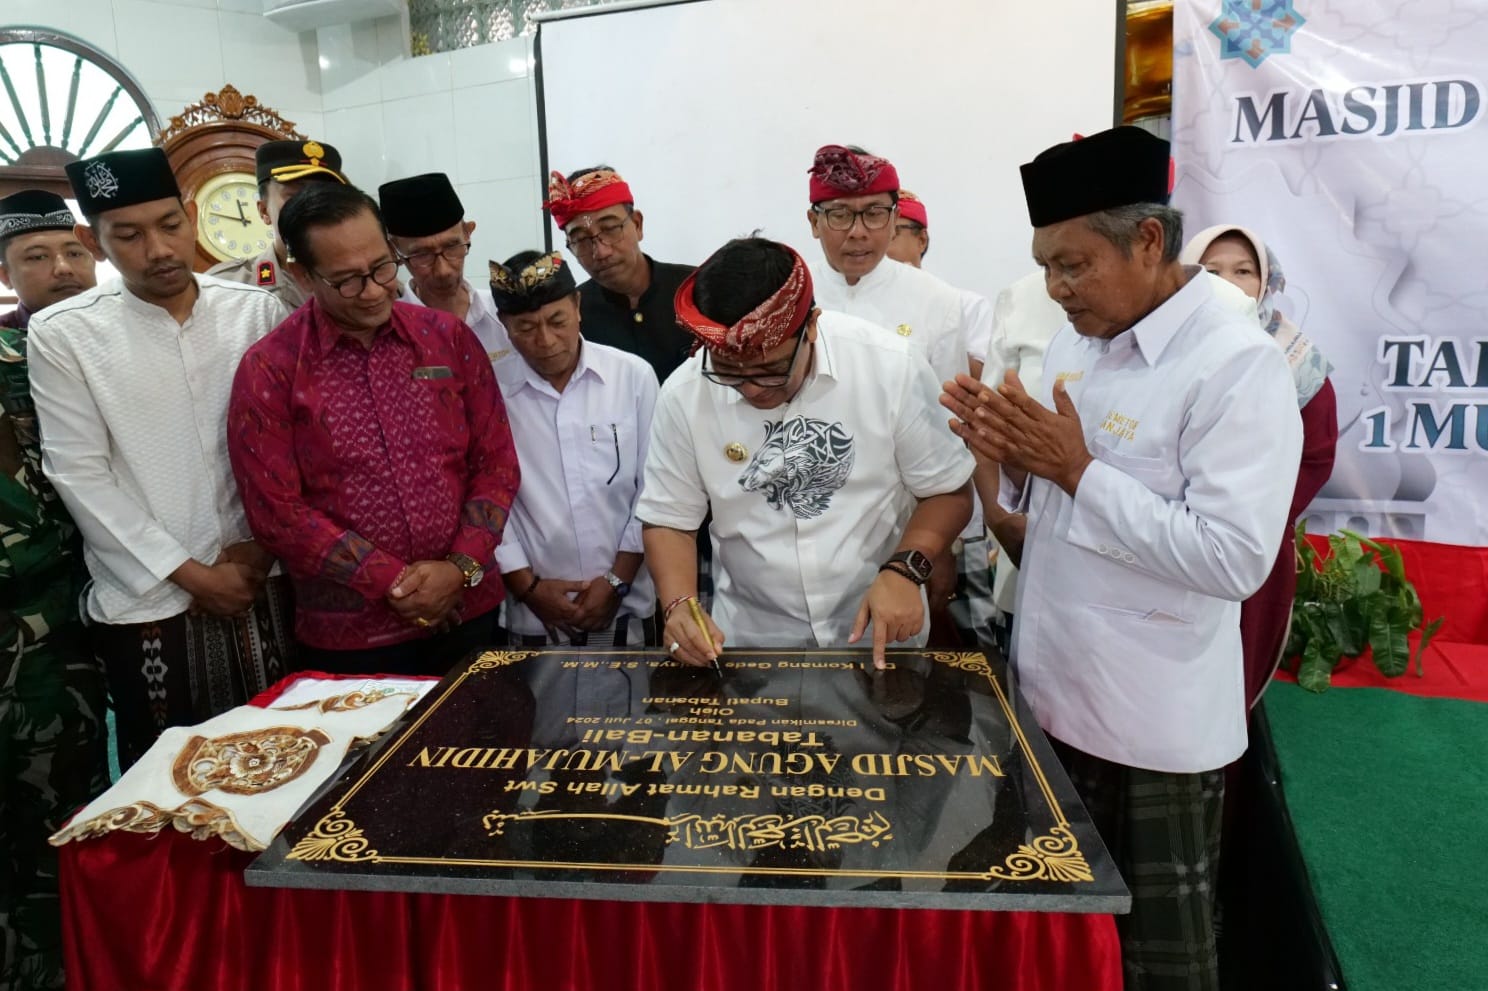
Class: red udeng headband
544,169,634,228
896,190,928,227
674,247,814,359
808,144,900,203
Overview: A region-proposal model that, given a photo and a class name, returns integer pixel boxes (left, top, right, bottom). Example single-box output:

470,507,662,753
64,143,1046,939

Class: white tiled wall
318,30,545,282
5,2,546,283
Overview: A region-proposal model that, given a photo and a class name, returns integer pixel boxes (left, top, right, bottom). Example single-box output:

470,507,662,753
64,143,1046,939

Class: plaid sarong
1051,737,1225,991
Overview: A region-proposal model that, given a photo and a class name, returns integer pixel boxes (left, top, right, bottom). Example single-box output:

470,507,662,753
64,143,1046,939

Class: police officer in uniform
207,138,347,309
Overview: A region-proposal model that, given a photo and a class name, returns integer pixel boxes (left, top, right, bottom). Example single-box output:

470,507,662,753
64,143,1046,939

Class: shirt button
1097,543,1109,554
633,313,644,323
1122,552,1135,563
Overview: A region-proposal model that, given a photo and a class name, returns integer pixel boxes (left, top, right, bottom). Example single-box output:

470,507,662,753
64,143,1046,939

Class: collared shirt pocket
588,422,626,487
1091,442,1184,500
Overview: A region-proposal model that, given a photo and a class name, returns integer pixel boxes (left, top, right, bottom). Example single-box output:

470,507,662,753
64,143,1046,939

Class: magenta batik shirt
228,299,519,650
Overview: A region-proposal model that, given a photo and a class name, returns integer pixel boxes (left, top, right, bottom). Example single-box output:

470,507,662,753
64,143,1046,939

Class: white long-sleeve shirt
638,312,974,648
27,275,287,623
810,258,969,385
1003,269,1301,773
496,340,658,635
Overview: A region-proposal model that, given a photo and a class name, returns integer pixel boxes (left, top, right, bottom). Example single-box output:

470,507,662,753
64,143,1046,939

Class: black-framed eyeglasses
397,241,471,272
312,258,400,298
701,318,811,389
813,203,895,232
565,216,631,254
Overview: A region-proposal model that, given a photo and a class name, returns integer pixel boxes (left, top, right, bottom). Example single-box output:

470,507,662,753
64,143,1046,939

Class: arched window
0,26,161,199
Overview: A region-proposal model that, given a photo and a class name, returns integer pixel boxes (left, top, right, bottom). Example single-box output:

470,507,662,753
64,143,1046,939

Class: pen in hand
686,597,722,675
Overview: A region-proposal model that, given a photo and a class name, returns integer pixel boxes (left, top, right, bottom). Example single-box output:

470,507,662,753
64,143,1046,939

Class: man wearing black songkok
942,126,1302,990
28,148,294,770
380,173,520,384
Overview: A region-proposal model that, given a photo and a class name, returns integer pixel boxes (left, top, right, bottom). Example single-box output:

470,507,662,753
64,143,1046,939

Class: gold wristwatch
446,552,485,588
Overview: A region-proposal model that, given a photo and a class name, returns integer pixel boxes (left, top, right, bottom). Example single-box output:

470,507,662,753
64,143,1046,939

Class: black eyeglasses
702,319,811,389
313,258,400,298
813,203,895,232
397,241,471,272
565,216,631,254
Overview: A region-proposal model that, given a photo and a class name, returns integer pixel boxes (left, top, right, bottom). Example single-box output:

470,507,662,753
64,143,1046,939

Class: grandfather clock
156,84,305,272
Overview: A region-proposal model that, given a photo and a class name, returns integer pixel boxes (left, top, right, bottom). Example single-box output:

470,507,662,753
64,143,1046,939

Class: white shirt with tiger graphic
638,311,974,648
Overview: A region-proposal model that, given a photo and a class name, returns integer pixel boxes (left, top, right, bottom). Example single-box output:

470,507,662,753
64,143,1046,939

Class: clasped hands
523,575,623,640
940,370,1093,497
182,541,273,617
387,560,467,631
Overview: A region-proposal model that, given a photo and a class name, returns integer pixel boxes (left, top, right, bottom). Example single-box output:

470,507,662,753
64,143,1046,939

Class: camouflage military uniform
0,321,109,991
207,245,308,310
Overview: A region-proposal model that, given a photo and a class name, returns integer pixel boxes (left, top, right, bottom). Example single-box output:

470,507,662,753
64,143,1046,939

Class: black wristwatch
880,549,933,587
603,571,632,599
447,552,485,588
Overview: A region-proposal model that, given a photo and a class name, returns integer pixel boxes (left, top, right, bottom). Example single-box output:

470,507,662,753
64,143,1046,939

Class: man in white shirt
805,145,971,616
489,249,658,647
639,237,973,670
975,267,1262,654
379,172,519,383
28,148,294,769
942,127,1302,989
207,138,346,309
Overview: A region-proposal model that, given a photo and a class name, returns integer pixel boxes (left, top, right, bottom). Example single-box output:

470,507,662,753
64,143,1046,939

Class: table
59,658,1125,990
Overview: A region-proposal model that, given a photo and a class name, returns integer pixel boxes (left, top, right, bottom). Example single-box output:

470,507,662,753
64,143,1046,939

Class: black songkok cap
1019,126,1171,228
378,173,463,238
0,189,76,239
489,250,577,315
65,148,180,219
255,139,346,186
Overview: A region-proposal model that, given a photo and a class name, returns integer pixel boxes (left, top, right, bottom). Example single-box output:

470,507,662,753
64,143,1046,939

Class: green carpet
1265,682,1488,991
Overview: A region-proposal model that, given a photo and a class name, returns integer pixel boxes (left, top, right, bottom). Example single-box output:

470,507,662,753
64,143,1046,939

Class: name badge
412,365,453,380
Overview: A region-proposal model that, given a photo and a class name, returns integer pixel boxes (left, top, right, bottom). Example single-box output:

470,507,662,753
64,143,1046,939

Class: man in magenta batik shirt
228,182,519,675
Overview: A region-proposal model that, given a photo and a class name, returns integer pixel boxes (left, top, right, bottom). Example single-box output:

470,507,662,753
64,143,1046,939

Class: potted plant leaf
1284,524,1444,693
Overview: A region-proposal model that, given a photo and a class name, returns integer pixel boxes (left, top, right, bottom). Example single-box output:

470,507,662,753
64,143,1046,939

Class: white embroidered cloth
50,690,417,851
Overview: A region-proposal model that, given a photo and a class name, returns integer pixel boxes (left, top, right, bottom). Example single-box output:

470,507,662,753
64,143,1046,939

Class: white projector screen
536,0,1119,301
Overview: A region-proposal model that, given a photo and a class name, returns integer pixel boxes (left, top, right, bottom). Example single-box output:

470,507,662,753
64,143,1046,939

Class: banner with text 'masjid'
1172,0,1488,544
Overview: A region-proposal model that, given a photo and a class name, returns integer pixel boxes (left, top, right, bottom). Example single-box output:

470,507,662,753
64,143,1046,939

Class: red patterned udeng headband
808,144,900,203
674,247,815,359
545,169,634,228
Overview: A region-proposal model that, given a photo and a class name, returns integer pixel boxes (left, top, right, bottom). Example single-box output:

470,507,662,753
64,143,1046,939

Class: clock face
194,172,273,263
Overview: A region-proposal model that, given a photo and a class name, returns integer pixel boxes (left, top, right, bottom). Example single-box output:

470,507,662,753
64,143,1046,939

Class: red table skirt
61,829,1121,991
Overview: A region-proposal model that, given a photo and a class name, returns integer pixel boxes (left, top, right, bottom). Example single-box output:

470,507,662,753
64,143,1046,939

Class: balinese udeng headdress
896,189,928,227
544,169,634,228
489,250,577,314
808,144,900,204
674,243,815,359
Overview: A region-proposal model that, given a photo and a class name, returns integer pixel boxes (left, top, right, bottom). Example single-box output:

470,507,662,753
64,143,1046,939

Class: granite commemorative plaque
248,649,1129,912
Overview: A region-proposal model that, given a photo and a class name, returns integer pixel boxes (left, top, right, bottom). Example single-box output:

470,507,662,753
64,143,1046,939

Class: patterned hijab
1181,224,1330,406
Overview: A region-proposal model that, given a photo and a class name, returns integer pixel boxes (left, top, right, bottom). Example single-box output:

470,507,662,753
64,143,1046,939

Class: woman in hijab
1180,226,1338,707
